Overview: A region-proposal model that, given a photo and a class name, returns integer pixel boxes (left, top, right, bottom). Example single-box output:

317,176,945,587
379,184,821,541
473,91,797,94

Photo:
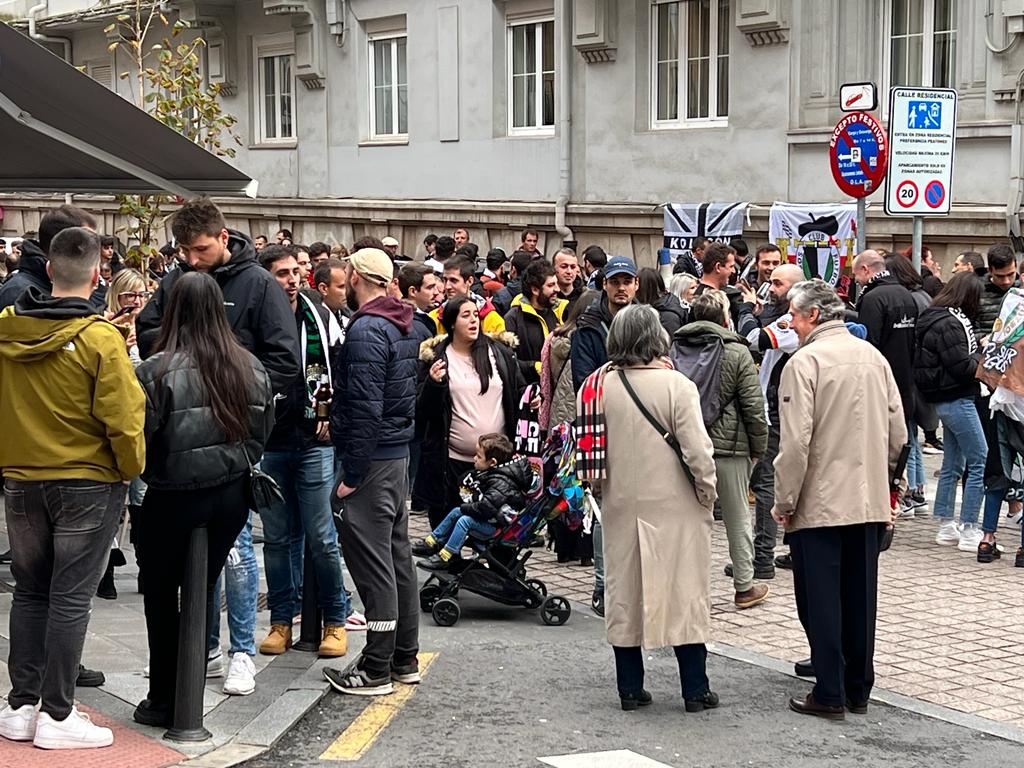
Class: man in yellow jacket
428,256,506,336
0,227,145,750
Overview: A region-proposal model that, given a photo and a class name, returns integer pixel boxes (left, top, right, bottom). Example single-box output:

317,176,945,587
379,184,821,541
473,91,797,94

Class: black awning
0,22,257,197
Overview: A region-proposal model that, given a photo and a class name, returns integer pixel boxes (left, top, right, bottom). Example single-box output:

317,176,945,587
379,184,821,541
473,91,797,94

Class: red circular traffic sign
829,111,889,198
896,180,918,208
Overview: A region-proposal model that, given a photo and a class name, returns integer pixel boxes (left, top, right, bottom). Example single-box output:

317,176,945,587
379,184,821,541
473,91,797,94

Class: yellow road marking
319,652,438,761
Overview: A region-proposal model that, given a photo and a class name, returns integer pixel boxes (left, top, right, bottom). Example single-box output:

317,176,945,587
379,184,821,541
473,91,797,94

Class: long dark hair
885,254,923,290
931,271,982,320
441,295,494,394
636,267,666,305
153,272,255,442
553,289,600,338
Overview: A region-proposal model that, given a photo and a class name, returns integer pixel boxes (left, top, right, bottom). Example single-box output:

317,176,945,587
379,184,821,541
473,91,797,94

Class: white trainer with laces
0,703,37,741
896,497,916,520
33,706,113,750
958,523,984,553
223,652,256,696
206,651,225,679
935,520,960,545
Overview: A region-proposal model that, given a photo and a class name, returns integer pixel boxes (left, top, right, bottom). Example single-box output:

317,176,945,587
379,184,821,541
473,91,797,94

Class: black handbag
242,444,284,513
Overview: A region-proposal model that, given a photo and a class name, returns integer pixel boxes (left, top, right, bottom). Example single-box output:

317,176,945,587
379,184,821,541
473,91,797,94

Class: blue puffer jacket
332,296,418,487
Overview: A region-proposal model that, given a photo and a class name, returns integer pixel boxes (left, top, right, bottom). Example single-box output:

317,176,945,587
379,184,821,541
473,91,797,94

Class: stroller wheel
419,584,442,613
432,597,461,627
540,595,571,626
525,578,547,597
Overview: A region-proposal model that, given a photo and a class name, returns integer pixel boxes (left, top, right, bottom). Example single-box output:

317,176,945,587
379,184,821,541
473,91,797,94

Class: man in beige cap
382,236,400,260
325,247,421,696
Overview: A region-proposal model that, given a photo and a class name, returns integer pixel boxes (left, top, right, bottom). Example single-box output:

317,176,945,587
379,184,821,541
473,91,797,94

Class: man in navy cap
569,255,639,619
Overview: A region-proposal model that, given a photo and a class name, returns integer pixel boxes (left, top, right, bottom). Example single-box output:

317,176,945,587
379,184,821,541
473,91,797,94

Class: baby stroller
418,423,584,628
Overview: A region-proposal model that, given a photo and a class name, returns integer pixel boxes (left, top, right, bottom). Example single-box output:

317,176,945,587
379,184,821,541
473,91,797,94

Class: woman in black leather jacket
132,272,274,728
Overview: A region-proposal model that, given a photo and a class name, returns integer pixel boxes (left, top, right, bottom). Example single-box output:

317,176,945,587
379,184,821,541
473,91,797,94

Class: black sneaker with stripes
324,665,394,696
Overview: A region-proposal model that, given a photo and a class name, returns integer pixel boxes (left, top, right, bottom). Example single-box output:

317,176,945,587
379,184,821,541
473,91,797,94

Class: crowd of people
0,198,1021,749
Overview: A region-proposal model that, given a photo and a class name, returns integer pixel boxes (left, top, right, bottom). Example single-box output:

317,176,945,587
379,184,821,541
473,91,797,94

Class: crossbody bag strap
617,370,696,490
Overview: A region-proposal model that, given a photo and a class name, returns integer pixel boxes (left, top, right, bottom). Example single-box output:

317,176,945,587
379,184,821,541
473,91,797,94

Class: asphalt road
241,591,1021,768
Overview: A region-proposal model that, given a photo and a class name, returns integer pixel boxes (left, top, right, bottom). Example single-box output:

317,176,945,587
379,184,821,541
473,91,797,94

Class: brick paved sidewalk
410,478,1024,730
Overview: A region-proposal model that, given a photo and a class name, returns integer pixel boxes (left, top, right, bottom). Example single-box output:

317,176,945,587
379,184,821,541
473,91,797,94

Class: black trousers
612,644,709,700
427,457,474,529
137,476,249,708
790,523,883,708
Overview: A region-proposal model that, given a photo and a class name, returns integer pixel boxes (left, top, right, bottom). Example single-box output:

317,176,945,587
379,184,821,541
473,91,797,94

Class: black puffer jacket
459,456,535,523
0,239,50,310
136,230,300,394
913,306,981,404
136,351,275,490
856,272,919,415
331,296,418,488
653,293,689,336
492,278,522,317
975,275,1019,337
413,334,526,510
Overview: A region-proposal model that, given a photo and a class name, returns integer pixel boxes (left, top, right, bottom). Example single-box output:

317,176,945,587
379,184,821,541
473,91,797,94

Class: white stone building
2,0,1023,267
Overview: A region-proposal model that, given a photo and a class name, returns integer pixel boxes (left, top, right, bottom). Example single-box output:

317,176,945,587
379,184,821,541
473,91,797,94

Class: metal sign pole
912,216,923,271
856,198,867,254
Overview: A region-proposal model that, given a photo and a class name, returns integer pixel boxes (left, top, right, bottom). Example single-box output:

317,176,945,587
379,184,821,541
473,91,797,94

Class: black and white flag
663,202,748,263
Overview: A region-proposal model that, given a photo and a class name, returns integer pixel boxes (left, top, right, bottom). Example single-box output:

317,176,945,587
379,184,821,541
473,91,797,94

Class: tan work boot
259,624,292,655
734,583,770,610
318,624,348,658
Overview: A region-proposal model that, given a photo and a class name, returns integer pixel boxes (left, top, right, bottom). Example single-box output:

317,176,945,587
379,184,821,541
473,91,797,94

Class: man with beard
327,248,419,696
570,256,639,619
135,198,299,698
398,263,442,345
504,259,567,383
751,244,783,296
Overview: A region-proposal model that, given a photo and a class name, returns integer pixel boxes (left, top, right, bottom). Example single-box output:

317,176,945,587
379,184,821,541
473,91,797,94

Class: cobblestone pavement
410,455,1024,732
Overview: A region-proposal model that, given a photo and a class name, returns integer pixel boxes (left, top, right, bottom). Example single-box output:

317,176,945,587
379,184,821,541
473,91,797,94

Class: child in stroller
412,433,534,570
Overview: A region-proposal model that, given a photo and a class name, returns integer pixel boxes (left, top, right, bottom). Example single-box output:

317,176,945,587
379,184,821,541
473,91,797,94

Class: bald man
741,263,807,581
852,249,918,424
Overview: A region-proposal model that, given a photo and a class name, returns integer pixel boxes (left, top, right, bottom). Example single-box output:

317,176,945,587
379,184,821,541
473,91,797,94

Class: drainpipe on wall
1007,67,1024,253
28,0,72,62
554,0,573,246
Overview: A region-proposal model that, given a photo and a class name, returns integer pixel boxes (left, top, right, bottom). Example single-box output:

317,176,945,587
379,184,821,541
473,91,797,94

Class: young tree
104,3,240,266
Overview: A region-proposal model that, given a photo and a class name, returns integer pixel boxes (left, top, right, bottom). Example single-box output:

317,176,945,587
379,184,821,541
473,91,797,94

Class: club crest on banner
768,202,857,287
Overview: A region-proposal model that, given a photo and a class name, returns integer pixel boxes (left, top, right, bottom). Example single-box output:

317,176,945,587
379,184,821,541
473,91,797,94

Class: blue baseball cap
603,256,637,279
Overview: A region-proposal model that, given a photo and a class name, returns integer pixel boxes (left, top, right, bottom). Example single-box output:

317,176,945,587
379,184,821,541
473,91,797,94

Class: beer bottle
314,375,331,420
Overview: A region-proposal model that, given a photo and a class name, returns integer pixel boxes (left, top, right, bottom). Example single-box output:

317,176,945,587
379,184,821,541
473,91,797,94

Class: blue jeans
208,512,258,657
261,447,348,625
905,419,925,490
933,398,987,525
982,488,1004,534
432,508,496,554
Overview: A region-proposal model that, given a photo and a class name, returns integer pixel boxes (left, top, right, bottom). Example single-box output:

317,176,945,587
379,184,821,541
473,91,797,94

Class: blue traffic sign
908,100,942,130
829,111,888,198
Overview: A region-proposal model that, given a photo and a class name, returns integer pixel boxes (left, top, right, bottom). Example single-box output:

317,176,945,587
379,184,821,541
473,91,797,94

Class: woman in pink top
415,296,527,528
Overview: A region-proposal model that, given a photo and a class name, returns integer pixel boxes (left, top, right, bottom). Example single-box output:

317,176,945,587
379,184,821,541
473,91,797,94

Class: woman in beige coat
576,305,720,713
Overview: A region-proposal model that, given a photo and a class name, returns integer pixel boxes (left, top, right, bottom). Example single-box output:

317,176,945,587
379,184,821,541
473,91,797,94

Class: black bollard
292,541,322,652
165,525,212,743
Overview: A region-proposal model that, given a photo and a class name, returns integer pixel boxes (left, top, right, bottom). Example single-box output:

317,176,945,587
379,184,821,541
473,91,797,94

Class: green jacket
673,320,767,458
0,289,146,482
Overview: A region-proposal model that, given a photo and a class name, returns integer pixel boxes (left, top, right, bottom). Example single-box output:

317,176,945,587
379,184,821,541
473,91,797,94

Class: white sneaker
222,653,256,696
0,703,37,741
958,523,984,552
344,612,368,632
33,707,113,750
896,497,916,520
936,520,960,545
206,651,224,679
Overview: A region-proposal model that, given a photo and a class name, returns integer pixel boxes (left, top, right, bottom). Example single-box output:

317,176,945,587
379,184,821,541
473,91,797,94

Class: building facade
2,0,1022,266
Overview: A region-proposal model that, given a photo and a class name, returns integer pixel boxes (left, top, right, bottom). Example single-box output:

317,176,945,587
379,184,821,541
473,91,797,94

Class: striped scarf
575,363,610,481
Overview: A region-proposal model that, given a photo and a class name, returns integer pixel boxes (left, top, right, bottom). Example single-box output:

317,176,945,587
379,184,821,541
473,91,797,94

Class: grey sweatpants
716,456,756,593
339,457,419,677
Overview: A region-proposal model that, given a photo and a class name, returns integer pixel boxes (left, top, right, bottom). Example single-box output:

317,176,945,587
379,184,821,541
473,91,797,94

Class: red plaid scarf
575,363,610,481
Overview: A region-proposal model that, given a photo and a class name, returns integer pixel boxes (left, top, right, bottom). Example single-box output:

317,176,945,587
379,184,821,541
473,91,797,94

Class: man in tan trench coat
772,280,906,720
